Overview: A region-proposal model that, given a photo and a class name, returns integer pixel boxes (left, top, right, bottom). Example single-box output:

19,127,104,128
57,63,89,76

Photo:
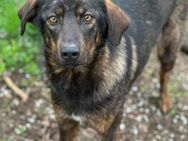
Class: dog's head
18,0,129,71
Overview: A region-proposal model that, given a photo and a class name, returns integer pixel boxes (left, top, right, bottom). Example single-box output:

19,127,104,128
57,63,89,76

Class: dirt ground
0,48,188,141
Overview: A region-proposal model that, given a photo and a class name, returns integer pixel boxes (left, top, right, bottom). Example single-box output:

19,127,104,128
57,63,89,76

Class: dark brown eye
83,14,93,24
48,16,58,25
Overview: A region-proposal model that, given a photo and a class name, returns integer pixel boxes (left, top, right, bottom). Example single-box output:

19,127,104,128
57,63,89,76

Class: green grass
0,0,41,77
169,81,187,99
14,126,27,136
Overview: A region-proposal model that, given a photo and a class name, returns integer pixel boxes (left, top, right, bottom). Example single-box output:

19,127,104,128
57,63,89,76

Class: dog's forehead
41,0,105,13
56,0,102,8
59,0,77,7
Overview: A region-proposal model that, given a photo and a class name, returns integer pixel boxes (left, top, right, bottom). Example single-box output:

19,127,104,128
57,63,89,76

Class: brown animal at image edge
18,0,187,140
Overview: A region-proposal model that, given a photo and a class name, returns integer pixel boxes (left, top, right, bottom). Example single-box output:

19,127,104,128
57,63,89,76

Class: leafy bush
0,0,41,76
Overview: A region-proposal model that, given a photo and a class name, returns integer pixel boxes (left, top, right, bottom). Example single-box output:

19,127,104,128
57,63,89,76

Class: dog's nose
61,44,80,61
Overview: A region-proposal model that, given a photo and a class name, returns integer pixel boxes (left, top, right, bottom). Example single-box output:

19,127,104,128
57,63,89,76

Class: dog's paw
160,97,170,113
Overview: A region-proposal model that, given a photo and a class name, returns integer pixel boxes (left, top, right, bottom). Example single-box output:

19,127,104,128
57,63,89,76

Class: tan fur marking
18,0,37,19
94,38,127,95
129,37,138,80
159,68,170,113
59,119,79,141
86,114,115,135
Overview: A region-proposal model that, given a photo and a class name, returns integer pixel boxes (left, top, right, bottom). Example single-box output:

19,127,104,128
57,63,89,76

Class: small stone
25,73,31,79
179,126,184,132
172,118,178,124
9,123,14,128
13,99,20,106
178,103,183,108
27,115,36,123
152,78,158,84
132,105,137,111
35,99,44,108
47,107,55,120
18,69,24,73
145,108,150,114
136,115,142,122
157,124,163,130
132,86,139,92
120,123,126,130
143,115,149,123
156,135,161,140
132,127,138,135
175,115,180,119
156,83,160,89
20,115,25,120
139,124,148,133
126,107,132,113
139,108,144,113
180,115,188,125
12,110,16,115
163,129,169,134
170,133,175,138
180,135,185,140
156,110,162,116
183,105,188,111
123,112,126,117
137,92,142,98
138,101,144,107
26,123,31,129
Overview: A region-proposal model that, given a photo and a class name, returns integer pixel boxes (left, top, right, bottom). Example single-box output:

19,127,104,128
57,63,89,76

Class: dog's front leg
58,118,79,141
102,112,122,141
86,109,123,141
53,104,79,141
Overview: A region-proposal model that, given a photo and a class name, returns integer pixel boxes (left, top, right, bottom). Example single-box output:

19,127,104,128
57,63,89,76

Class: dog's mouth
50,52,94,72
63,63,85,69
57,55,93,69
60,63,91,75
58,60,91,69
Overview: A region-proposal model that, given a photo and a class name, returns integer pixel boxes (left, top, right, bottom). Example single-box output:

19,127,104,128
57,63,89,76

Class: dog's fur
18,0,187,140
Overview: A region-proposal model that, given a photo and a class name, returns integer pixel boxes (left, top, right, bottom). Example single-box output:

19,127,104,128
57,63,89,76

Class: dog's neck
92,38,127,95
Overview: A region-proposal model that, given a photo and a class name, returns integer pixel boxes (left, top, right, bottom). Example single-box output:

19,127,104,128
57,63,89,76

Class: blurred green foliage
0,0,41,76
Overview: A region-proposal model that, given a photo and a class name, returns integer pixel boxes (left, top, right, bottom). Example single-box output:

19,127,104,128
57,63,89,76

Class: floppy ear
18,0,38,35
105,0,130,46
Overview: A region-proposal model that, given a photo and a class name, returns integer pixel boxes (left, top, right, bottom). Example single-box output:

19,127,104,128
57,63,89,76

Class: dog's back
115,0,187,86
124,0,175,74
120,0,176,46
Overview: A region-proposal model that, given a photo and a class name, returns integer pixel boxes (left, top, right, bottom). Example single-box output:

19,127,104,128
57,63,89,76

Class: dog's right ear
105,0,130,46
18,0,38,35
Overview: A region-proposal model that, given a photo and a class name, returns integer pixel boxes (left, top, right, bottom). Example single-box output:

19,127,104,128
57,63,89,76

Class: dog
18,0,187,140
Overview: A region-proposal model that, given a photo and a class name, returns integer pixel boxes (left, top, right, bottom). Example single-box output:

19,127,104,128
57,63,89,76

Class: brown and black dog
18,0,187,140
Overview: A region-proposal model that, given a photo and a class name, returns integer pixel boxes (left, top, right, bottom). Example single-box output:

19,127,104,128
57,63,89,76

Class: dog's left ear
18,0,38,35
105,0,130,46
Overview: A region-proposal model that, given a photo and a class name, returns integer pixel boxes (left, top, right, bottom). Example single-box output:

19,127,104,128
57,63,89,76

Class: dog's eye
48,16,58,25
83,14,93,24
